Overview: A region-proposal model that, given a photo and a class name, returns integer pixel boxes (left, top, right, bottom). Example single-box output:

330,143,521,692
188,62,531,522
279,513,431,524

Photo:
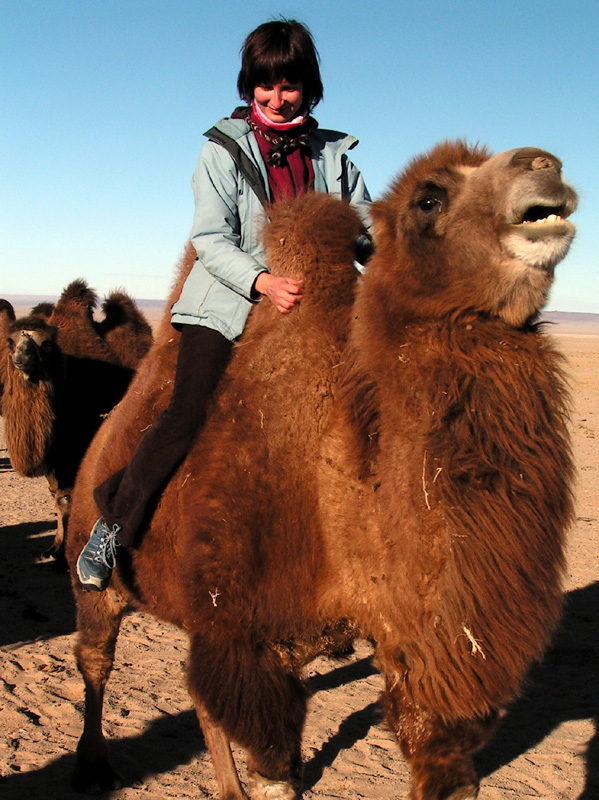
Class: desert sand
1,320,597,799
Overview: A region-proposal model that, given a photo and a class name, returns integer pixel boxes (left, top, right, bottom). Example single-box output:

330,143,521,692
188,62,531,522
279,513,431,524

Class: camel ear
369,199,396,247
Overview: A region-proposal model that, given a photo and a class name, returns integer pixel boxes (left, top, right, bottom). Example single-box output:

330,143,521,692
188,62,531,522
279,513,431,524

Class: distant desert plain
1,293,598,799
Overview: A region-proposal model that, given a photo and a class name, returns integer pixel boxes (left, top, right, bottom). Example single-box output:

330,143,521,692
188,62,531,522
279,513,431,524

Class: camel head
7,317,66,383
368,141,578,327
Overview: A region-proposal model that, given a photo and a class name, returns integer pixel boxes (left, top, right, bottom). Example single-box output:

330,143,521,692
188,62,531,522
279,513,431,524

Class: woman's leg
77,324,232,589
95,324,232,546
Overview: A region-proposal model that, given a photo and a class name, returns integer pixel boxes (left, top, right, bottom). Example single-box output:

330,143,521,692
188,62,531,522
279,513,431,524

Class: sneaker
76,517,121,591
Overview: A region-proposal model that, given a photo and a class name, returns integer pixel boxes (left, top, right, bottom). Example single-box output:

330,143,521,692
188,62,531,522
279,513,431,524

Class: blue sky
2,0,598,312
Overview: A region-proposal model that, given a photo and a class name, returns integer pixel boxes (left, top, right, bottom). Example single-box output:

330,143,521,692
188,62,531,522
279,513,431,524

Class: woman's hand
254,272,303,313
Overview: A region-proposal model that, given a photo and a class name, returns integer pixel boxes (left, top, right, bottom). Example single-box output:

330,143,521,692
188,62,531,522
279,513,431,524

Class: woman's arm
190,141,269,301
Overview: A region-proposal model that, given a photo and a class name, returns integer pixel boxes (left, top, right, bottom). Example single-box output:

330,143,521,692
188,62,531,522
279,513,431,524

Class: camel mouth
12,356,32,374
509,184,577,232
506,198,576,253
520,204,567,225
501,188,577,274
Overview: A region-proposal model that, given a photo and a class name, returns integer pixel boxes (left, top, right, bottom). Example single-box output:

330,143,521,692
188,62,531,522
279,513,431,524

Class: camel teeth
522,214,563,225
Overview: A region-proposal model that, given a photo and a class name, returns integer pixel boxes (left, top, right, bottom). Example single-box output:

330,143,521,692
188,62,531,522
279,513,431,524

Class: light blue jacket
171,117,371,340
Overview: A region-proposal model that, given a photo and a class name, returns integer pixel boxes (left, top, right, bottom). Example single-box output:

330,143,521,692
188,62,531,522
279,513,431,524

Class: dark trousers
93,325,233,547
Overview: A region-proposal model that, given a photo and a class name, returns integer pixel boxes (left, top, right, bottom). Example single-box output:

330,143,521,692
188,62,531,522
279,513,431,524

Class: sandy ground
0,322,597,800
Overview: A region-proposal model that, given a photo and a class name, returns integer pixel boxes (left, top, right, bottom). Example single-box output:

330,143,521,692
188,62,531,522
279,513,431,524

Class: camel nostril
532,156,554,171
509,148,562,172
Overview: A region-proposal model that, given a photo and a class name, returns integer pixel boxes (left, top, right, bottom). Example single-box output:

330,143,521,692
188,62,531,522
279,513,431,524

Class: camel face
372,142,577,327
8,324,60,381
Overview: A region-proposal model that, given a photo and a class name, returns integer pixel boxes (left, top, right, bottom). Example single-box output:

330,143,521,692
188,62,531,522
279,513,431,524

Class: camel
66,142,577,800
1,281,152,559
0,298,16,411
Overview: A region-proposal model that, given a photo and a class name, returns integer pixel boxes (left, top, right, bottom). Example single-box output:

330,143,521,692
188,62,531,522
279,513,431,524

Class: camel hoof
247,771,298,800
71,759,123,793
41,545,68,572
41,537,64,560
41,543,59,559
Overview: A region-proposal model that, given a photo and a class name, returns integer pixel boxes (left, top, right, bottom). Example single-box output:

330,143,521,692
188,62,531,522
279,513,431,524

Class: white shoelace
93,527,120,569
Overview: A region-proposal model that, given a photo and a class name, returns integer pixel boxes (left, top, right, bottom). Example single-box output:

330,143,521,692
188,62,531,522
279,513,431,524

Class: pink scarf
251,99,309,131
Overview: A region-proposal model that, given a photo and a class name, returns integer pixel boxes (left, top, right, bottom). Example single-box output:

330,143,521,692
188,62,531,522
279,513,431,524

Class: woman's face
253,80,304,123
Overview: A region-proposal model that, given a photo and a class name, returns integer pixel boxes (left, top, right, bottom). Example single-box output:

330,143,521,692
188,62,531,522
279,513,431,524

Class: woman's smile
253,81,304,123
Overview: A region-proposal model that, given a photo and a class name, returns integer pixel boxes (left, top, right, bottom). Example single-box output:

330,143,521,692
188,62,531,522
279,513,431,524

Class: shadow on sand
475,581,599,799
0,709,205,800
0,520,74,648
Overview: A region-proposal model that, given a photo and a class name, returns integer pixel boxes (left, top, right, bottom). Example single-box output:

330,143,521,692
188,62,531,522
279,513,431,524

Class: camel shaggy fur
0,298,16,335
0,298,16,411
1,281,152,558
30,301,56,320
66,143,577,800
95,290,153,369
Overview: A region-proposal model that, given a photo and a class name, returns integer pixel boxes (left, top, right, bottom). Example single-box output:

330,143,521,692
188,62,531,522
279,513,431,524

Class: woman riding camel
76,18,371,591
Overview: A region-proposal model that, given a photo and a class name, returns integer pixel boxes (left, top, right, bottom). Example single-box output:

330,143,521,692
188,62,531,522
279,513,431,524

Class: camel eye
414,183,448,233
419,197,441,212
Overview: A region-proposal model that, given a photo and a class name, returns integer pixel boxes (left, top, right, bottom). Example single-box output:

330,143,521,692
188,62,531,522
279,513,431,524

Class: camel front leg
71,587,127,792
194,694,298,800
44,472,70,560
187,633,305,800
193,697,248,800
379,655,497,800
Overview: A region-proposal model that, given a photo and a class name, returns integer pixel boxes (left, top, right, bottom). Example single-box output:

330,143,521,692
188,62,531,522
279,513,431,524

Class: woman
77,18,371,591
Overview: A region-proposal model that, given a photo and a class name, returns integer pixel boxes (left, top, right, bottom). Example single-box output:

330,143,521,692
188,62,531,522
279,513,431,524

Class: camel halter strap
19,330,45,360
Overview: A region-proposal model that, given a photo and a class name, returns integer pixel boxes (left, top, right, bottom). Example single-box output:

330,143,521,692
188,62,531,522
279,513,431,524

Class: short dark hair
237,20,323,112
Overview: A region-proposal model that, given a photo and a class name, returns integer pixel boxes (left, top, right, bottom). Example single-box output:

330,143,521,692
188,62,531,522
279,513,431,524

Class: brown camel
1,281,152,558
0,298,17,411
66,143,577,800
